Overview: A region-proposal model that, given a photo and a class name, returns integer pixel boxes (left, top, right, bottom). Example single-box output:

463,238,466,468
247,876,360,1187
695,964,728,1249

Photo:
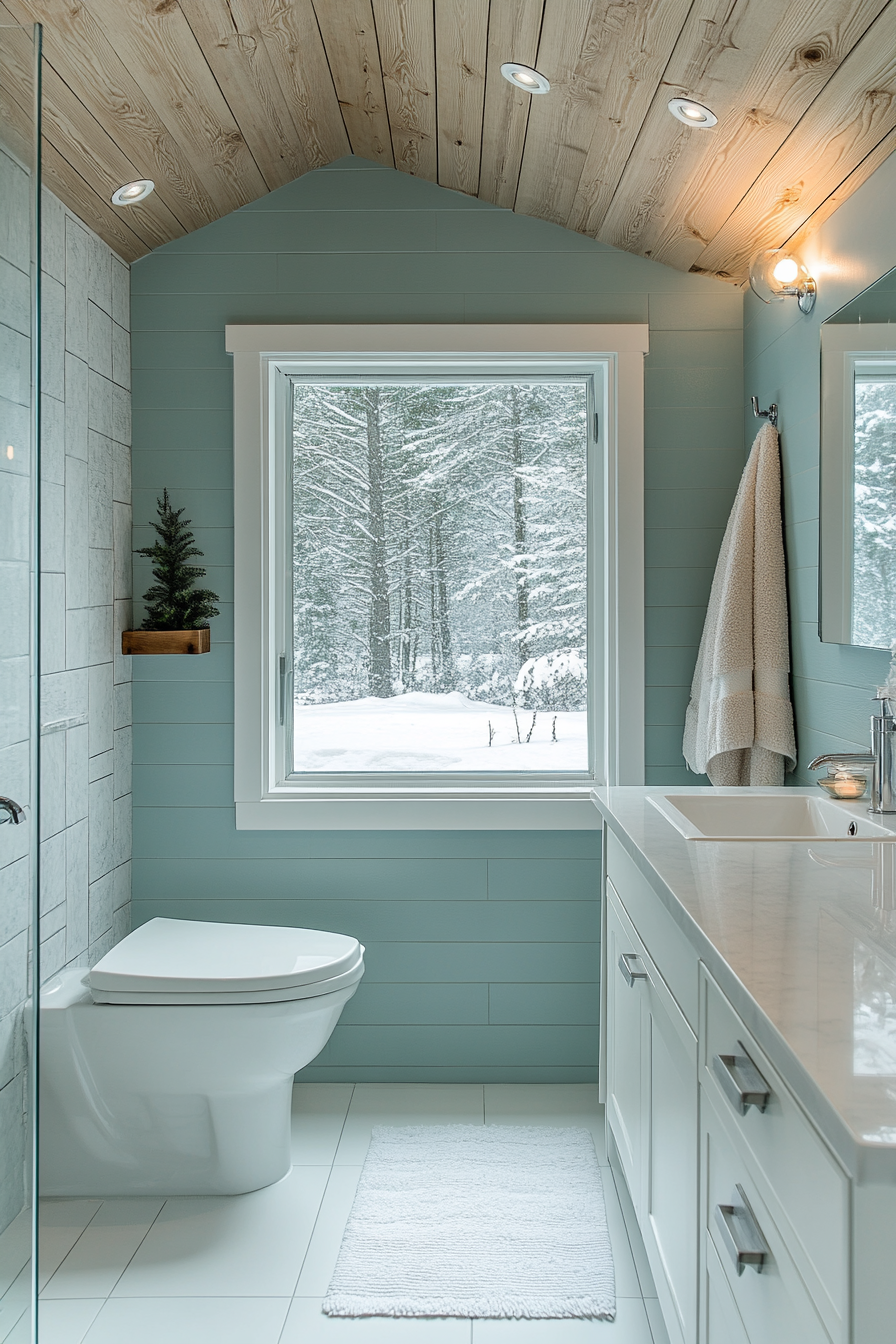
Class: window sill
235,790,600,830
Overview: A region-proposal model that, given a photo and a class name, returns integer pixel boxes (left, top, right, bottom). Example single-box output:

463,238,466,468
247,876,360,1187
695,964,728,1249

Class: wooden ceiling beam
434,0,488,197
371,0,437,182
478,0,544,211
311,0,394,167
598,0,889,271
695,0,896,280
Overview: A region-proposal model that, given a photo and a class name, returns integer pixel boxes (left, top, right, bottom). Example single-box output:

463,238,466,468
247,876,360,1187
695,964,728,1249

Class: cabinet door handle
618,952,648,987
712,1042,771,1115
715,1184,770,1276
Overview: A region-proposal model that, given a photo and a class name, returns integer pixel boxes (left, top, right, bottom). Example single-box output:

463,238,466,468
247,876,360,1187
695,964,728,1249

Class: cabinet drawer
700,967,848,1339
606,831,699,1029
702,1088,832,1344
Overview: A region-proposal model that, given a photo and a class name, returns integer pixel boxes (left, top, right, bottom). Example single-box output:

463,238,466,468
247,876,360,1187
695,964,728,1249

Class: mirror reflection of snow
293,691,587,772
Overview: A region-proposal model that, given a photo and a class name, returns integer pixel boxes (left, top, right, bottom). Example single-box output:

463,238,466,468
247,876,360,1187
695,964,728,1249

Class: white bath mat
322,1125,615,1319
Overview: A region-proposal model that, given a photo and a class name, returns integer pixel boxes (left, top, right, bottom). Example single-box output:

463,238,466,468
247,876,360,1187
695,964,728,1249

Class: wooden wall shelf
122,629,211,655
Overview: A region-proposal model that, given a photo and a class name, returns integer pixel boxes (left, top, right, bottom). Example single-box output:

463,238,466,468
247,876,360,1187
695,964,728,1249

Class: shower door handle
0,797,26,825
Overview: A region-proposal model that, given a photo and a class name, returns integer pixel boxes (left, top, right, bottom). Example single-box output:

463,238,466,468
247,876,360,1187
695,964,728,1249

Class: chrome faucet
808,691,896,814
0,796,26,825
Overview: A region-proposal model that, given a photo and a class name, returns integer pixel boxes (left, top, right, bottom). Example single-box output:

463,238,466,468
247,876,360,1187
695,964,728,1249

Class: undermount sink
650,792,896,841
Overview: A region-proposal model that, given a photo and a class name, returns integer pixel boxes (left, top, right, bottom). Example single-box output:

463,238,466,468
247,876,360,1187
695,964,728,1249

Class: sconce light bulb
772,257,799,284
6,445,13,460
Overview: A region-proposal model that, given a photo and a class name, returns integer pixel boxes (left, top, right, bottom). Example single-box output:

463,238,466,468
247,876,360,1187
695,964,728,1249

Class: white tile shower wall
0,146,132,1235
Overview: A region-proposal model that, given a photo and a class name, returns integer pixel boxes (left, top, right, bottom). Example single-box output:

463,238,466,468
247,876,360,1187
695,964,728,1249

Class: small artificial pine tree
136,489,220,630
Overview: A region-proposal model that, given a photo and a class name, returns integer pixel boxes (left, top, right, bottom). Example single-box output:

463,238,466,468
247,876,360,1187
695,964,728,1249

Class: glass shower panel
0,21,41,1344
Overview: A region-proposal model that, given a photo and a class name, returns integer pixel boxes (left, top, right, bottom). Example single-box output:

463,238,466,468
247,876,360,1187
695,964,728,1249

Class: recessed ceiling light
667,97,717,128
500,63,550,95
111,179,155,206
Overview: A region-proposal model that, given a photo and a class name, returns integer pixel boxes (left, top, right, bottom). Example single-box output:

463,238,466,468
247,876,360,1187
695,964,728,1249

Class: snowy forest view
290,380,589,773
852,369,896,648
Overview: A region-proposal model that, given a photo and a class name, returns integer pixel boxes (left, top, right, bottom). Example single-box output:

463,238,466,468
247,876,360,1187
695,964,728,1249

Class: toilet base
37,968,357,1196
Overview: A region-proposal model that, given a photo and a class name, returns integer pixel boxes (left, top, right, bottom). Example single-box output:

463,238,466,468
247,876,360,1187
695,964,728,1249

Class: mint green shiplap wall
744,153,896,781
130,157,743,1081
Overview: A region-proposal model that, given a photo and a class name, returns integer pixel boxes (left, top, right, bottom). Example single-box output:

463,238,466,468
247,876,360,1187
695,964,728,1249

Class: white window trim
820,323,896,646
226,324,647,829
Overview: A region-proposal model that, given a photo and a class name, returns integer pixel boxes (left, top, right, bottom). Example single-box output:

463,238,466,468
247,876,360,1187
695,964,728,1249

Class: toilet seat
88,917,365,1005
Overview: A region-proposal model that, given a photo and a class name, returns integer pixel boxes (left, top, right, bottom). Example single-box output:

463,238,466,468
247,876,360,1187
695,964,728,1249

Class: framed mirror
820,266,896,648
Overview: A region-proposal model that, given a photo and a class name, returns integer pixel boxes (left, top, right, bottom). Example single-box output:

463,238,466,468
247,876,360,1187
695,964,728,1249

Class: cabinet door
644,965,698,1344
704,1237,750,1344
605,880,644,1202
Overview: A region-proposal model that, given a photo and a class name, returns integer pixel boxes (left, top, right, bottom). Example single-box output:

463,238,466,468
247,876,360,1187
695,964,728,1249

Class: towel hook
751,396,778,429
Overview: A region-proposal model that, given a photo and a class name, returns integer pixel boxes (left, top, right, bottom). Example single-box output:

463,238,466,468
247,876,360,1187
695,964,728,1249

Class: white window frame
226,324,647,829
820,324,896,646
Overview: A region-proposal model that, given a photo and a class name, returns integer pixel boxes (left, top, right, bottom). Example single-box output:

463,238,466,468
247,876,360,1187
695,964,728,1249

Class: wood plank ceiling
2,0,895,275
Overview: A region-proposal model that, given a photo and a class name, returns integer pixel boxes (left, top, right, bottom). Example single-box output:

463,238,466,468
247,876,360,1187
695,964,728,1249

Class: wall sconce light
749,248,817,314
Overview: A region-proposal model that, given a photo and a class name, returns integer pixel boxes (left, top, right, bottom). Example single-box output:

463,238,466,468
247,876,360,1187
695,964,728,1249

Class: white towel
683,423,796,785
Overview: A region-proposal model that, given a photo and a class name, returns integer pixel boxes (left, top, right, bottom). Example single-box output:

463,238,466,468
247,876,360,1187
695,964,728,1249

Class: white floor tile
29,1085,662,1344
483,1086,605,1157
82,1296,290,1344
41,1199,164,1299
644,1297,671,1344
471,1298,654,1342
34,1298,104,1344
281,1297,472,1342
292,1084,355,1165
0,1208,31,1296
0,1303,31,1344
335,1085,485,1165
38,1202,102,1288
0,1266,30,1344
294,1167,363,1297
110,1167,330,1298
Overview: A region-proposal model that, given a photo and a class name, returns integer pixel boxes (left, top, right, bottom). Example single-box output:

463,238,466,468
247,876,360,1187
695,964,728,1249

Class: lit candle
832,773,865,799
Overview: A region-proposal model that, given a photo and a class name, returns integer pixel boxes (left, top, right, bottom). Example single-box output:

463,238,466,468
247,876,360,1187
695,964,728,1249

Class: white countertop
592,785,896,1183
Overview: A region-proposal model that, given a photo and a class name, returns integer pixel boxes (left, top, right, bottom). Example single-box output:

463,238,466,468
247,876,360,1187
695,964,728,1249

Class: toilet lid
89,918,362,996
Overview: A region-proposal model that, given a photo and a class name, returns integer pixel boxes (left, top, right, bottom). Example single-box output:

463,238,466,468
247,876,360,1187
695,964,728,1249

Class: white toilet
38,917,364,1198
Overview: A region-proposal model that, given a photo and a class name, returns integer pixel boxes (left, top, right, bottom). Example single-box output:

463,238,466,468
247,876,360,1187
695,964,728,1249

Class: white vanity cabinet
605,854,698,1344
602,828,853,1344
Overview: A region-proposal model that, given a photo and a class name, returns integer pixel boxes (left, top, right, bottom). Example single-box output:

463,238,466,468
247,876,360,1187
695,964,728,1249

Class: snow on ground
293,691,587,772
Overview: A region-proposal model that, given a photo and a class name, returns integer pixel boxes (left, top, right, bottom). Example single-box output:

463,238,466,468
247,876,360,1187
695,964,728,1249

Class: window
228,326,647,828
852,359,896,647
291,376,590,775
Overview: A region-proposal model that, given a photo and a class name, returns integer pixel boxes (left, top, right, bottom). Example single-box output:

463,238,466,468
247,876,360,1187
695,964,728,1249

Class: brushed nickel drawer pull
618,952,648,987
713,1042,771,1115
715,1184,770,1276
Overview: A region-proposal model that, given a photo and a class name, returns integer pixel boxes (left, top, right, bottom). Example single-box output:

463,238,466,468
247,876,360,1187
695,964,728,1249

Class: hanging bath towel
683,422,796,785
